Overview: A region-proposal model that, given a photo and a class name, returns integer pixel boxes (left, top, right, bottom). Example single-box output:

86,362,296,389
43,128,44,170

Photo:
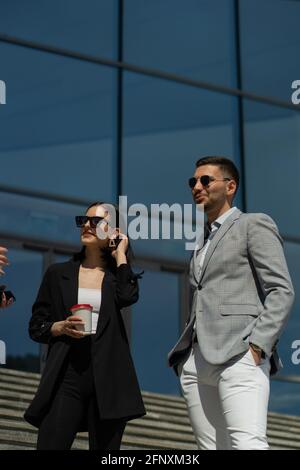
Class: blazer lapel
191,224,210,284
59,259,80,315
199,208,242,284
189,252,198,288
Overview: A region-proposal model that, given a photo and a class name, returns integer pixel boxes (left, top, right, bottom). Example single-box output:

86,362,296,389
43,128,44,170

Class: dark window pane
131,269,181,395
0,43,116,202
55,254,71,264
123,72,242,261
123,73,241,206
240,0,300,101
0,0,118,58
270,381,300,417
274,242,300,378
124,0,237,87
0,248,42,372
0,191,87,246
264,242,300,416
243,100,300,236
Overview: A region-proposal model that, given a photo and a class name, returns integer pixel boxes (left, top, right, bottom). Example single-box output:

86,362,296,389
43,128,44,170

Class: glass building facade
0,0,299,415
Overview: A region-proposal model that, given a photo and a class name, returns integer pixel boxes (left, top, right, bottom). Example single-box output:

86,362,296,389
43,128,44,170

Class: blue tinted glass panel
0,43,116,202
0,192,87,247
0,0,118,58
240,0,300,101
124,0,237,87
269,381,300,417
264,242,300,416
275,242,300,378
55,254,71,264
0,248,42,372
243,100,300,236
123,72,241,261
123,73,240,206
131,269,181,395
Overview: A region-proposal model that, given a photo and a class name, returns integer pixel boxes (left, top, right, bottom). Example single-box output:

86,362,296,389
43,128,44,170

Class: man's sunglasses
188,175,231,189
75,215,106,228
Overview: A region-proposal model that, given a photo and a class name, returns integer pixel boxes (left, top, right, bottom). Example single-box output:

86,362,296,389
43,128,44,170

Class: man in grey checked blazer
168,156,294,450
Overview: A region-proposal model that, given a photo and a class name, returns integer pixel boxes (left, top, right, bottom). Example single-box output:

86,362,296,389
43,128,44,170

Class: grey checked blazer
168,208,295,375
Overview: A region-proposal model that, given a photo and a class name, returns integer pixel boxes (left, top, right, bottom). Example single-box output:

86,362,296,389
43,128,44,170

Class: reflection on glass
275,242,300,378
55,254,72,264
243,100,300,236
0,42,116,202
131,269,180,395
0,192,85,247
0,248,43,372
123,72,242,261
124,0,237,87
123,72,240,207
270,381,300,416
240,0,300,101
0,0,118,58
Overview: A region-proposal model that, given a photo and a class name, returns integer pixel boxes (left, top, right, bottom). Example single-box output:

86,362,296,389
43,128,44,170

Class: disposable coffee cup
70,304,93,335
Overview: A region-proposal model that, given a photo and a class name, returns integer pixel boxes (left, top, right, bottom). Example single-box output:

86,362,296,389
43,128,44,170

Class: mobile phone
0,285,6,295
0,286,16,306
4,291,16,302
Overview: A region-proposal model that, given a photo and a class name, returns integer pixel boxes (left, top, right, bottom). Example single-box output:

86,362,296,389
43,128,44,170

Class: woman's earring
109,238,117,248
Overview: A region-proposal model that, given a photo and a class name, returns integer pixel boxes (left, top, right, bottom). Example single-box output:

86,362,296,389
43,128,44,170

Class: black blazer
24,259,146,429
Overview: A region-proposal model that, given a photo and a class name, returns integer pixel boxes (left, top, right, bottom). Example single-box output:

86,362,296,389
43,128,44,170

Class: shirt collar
209,206,237,230
195,206,238,251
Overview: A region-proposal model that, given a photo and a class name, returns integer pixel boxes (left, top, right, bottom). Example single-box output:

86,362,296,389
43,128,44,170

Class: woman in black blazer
24,202,145,450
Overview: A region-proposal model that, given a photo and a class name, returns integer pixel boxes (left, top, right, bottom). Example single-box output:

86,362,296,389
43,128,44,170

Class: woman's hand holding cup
51,316,86,339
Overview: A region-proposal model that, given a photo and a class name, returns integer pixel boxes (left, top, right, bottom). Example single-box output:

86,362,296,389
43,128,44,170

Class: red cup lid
70,304,93,311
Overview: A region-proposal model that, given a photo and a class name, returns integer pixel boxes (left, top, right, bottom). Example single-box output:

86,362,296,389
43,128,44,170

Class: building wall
0,0,299,414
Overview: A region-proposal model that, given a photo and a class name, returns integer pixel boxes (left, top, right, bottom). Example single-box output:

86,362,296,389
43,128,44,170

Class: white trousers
179,344,271,450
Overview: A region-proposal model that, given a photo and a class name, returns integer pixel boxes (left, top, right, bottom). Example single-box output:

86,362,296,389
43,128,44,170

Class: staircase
0,368,300,450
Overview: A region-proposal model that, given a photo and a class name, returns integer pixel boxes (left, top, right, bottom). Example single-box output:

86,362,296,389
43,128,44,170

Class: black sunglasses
75,215,106,228
188,175,231,189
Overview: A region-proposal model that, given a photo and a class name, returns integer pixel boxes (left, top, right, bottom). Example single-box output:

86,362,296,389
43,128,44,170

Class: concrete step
0,425,197,451
1,382,300,433
1,391,300,433
0,416,196,446
1,368,300,450
1,407,299,446
0,418,296,451
0,368,40,380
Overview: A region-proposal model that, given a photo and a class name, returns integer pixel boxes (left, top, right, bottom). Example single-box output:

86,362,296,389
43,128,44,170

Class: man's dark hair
195,156,239,194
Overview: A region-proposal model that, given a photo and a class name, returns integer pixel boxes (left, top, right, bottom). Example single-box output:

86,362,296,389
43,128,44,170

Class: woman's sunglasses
75,215,106,228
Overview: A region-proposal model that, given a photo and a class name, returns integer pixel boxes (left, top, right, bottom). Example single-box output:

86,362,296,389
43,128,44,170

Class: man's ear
227,180,237,197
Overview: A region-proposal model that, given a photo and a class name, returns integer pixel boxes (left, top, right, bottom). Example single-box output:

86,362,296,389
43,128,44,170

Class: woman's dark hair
73,201,134,272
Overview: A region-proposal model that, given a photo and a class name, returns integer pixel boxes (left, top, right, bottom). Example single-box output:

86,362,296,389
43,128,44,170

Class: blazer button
197,284,202,290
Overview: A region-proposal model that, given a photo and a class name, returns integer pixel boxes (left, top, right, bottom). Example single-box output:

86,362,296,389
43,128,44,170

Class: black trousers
37,337,126,450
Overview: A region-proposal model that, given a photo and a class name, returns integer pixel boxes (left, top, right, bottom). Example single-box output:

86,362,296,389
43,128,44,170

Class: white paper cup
70,304,93,335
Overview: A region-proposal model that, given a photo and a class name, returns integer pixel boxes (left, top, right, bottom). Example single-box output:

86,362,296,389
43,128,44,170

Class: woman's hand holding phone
0,285,15,308
110,230,128,266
